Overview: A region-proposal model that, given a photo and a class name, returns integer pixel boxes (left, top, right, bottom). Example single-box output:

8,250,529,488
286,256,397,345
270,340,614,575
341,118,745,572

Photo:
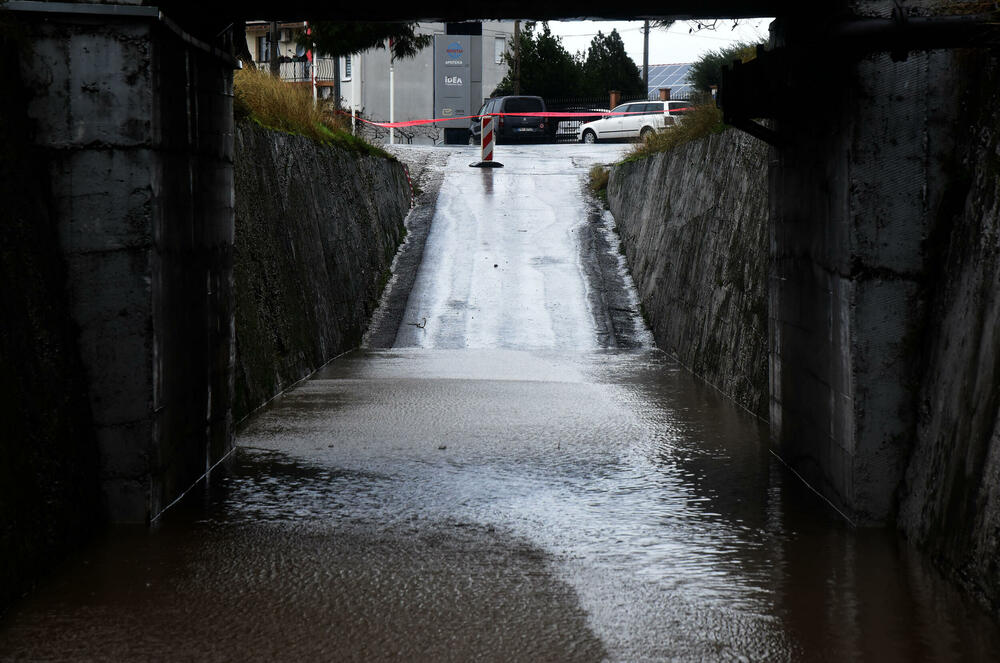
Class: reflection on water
1,349,998,661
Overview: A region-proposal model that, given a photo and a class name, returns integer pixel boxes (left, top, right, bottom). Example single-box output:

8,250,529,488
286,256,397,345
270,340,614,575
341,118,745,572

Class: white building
244,21,515,146
244,21,340,94
341,22,514,145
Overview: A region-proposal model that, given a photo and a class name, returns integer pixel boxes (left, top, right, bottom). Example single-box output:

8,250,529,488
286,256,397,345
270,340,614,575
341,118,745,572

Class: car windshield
506,98,543,113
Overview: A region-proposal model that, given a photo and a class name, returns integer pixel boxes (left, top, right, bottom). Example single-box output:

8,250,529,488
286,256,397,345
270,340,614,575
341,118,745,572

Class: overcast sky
545,18,774,66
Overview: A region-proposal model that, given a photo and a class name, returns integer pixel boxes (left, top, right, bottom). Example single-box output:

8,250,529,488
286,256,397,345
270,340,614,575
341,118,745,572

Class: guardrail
256,57,339,83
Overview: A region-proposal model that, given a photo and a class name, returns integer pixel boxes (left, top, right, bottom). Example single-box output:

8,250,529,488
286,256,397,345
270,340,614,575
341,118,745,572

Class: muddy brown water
3,146,999,660
2,349,999,661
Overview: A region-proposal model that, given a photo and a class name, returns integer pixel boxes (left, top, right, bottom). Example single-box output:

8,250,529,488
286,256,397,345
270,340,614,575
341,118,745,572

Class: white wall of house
244,21,307,66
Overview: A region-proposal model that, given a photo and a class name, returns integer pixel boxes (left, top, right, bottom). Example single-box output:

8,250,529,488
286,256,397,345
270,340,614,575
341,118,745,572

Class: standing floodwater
1,145,998,661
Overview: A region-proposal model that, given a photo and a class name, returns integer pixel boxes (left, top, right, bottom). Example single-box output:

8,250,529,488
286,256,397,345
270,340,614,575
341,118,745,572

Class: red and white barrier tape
338,108,695,129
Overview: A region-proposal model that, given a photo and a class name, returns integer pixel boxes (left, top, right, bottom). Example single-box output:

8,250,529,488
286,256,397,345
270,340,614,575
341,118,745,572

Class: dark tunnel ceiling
180,0,804,22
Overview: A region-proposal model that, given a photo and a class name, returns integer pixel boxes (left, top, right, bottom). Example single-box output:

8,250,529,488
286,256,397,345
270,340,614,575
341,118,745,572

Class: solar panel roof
645,63,695,99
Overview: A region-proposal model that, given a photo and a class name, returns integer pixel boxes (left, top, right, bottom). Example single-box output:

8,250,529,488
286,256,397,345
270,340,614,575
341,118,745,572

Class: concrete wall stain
2,8,239,611
607,129,770,419
897,49,1000,618
0,25,101,614
232,122,409,425
610,40,1000,617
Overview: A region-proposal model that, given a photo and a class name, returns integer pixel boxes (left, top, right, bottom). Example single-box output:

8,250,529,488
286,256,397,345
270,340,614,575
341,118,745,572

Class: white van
577,100,692,143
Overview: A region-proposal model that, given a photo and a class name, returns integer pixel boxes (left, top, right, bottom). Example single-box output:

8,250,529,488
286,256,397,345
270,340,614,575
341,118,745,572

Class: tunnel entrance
4,0,1000,652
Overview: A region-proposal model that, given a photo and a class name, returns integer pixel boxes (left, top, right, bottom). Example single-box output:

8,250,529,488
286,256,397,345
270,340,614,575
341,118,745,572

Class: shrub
623,104,727,162
588,164,610,205
688,41,762,93
233,67,391,159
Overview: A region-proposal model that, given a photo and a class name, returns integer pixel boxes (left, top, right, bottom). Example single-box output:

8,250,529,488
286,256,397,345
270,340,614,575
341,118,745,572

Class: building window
494,36,505,64
257,35,269,62
343,55,352,80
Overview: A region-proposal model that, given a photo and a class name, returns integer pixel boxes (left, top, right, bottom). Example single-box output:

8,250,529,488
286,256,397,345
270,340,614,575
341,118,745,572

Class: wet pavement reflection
2,145,999,661
3,349,998,661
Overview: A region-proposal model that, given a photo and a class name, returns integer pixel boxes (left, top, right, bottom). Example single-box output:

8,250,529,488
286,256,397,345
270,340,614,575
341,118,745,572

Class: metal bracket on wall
718,45,786,148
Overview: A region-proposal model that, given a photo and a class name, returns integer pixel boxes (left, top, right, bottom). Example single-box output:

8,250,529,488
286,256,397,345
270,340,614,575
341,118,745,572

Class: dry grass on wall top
623,104,729,163
234,67,392,159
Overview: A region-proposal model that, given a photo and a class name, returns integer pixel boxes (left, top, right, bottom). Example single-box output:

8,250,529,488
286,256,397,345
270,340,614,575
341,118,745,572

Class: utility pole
389,39,395,144
351,55,359,135
513,20,520,95
333,57,341,112
307,23,317,106
269,21,280,77
643,20,649,98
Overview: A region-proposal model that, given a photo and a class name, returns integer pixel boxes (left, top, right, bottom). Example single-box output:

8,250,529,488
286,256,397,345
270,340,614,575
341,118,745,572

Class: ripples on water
2,350,998,661
199,351,1000,660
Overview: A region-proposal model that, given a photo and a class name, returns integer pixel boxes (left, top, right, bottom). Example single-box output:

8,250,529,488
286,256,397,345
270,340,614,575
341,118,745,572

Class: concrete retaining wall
608,49,1000,610
768,3,1000,612
768,36,1000,612
896,49,1000,616
232,123,410,423
0,27,100,612
766,36,945,529
13,9,235,525
607,130,770,418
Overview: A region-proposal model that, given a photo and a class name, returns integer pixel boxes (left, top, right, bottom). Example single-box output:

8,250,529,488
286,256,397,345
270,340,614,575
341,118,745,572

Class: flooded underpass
2,145,999,661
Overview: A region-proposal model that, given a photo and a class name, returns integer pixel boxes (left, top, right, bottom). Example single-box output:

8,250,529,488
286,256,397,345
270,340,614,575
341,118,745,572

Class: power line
549,19,770,42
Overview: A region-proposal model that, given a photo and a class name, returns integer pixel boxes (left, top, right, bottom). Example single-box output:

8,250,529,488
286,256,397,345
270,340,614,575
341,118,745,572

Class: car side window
668,101,691,116
643,103,663,114
611,103,630,115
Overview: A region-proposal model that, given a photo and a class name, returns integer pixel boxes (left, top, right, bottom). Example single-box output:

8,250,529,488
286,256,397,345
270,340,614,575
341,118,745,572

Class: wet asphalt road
2,144,1000,661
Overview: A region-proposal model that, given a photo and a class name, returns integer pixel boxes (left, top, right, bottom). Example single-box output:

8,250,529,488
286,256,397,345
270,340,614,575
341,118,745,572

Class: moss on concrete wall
233,123,409,423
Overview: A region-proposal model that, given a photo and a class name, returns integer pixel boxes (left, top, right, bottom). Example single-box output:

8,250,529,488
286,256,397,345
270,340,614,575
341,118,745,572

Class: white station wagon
577,100,692,143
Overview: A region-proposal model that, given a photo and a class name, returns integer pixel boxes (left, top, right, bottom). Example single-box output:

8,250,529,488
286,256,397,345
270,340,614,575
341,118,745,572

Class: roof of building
646,63,695,99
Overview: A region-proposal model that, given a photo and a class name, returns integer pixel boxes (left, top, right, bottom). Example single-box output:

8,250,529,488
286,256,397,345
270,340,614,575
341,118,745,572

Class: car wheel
640,127,654,141
582,130,597,144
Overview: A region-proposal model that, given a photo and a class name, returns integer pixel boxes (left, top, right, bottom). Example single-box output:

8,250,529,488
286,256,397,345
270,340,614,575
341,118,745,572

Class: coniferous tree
491,22,581,98
580,30,645,99
688,41,761,93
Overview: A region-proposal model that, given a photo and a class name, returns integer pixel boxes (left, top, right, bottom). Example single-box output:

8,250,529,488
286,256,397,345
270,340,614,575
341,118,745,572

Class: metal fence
346,111,442,146
545,97,608,140
256,57,339,83
545,96,646,140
